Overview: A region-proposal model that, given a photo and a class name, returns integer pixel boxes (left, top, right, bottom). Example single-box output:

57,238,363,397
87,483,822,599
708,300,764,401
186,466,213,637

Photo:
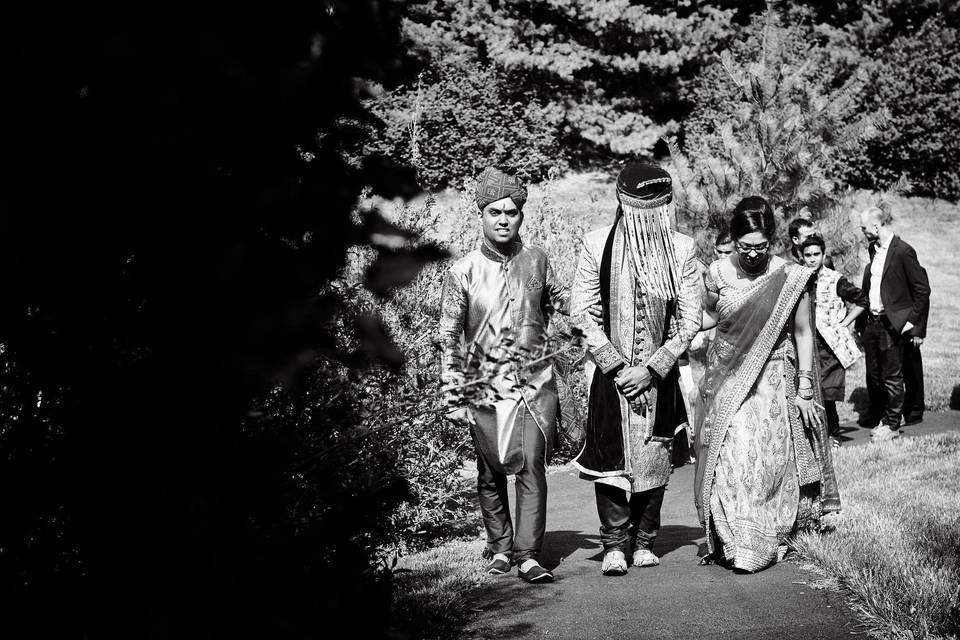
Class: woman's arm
793,291,823,430
700,262,720,331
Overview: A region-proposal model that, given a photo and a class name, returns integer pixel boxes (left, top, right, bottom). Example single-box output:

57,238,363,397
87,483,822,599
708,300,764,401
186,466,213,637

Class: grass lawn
389,537,489,640
793,432,960,639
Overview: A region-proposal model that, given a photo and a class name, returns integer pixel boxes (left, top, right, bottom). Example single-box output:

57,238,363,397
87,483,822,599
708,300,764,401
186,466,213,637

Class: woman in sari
693,197,840,573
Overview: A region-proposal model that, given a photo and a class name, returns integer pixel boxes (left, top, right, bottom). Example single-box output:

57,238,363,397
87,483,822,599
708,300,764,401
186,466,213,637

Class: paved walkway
462,413,959,639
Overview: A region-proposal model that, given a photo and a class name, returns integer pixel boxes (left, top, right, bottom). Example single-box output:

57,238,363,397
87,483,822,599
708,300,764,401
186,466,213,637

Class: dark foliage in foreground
1,3,434,638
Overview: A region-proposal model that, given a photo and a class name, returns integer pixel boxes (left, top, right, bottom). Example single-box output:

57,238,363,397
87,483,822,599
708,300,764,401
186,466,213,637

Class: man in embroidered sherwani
571,163,701,576
438,167,570,584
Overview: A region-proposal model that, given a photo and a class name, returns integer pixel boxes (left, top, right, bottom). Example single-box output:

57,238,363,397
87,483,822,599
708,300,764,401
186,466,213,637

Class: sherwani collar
480,236,523,263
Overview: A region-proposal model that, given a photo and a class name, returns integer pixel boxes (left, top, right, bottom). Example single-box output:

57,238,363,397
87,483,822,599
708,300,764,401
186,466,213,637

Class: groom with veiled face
437,167,571,583
571,163,702,576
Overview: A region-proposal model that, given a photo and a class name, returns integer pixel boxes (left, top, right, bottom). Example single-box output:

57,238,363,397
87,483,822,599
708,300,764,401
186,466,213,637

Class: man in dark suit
856,205,931,441
902,282,929,425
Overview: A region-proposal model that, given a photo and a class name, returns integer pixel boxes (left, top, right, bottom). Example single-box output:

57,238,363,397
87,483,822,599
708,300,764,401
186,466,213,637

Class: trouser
595,483,665,554
902,341,925,422
862,314,904,429
825,400,840,437
474,404,547,563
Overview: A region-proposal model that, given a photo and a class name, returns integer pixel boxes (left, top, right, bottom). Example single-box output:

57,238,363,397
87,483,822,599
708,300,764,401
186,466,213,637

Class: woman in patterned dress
692,197,841,573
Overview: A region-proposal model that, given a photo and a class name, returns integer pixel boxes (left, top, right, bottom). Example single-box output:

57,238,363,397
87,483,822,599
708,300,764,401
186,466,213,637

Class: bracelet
798,370,815,380
797,389,814,400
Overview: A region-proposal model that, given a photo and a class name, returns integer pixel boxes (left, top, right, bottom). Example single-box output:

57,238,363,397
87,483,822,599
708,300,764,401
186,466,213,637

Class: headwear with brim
475,167,528,211
615,163,680,300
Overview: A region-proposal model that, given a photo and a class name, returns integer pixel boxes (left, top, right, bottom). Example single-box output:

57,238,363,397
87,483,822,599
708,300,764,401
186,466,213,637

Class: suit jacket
857,235,930,338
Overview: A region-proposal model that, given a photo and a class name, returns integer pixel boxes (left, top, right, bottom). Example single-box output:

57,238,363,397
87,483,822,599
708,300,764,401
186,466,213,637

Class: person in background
438,167,570,583
902,273,930,426
780,217,835,269
713,229,734,261
856,205,930,442
799,235,866,447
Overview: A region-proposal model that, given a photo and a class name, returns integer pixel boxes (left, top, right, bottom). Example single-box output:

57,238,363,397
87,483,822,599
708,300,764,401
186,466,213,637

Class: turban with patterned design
475,167,528,211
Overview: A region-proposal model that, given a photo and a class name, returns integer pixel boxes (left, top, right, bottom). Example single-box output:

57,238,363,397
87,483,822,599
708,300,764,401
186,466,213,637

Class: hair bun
730,196,775,240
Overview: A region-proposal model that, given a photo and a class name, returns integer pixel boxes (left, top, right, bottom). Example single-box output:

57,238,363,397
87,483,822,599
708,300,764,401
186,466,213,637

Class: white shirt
869,234,893,314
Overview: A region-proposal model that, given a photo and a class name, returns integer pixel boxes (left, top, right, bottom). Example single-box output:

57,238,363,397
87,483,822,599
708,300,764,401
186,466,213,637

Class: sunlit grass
389,537,488,639
793,433,960,639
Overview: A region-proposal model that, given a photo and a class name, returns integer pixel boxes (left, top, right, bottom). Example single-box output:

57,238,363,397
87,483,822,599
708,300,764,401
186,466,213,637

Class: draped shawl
693,264,841,549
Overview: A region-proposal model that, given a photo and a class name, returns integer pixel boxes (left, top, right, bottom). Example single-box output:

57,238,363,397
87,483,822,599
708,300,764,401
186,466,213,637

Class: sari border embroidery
699,264,814,553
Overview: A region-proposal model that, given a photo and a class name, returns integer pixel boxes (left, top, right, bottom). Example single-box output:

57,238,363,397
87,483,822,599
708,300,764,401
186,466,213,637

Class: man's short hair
788,217,814,240
715,229,732,246
862,205,894,226
800,234,825,253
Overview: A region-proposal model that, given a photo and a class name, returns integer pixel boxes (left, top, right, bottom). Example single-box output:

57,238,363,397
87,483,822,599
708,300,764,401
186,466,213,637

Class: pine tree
372,0,745,187
669,9,887,277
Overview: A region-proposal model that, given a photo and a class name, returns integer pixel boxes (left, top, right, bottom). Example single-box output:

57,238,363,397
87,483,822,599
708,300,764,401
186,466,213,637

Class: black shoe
518,561,553,583
486,556,511,575
903,416,924,426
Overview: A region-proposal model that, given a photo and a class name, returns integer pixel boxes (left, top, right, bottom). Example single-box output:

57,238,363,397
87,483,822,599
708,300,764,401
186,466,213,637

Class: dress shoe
485,553,511,575
903,415,924,426
517,559,553,583
632,549,660,567
601,549,628,576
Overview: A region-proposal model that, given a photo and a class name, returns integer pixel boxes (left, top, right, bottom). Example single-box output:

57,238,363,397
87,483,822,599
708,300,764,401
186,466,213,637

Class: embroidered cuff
646,346,676,379
593,343,627,374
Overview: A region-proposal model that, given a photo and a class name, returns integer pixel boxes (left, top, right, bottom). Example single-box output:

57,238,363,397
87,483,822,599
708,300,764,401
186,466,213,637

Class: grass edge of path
792,432,960,640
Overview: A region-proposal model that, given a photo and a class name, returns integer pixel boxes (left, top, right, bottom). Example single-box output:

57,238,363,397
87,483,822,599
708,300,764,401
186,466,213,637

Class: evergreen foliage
374,0,743,187
845,17,960,199
371,63,566,189
671,13,885,277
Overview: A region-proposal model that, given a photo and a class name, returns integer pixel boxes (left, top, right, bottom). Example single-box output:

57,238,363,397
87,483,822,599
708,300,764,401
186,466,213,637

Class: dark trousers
825,400,840,437
862,315,905,429
475,405,546,563
595,482,665,554
902,341,925,422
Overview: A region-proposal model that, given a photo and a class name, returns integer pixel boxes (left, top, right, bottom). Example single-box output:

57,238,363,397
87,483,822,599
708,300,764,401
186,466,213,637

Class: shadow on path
579,524,705,563
538,529,600,570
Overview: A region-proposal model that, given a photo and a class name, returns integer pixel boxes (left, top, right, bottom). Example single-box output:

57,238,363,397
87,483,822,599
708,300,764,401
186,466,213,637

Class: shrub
249,171,592,566
371,64,566,190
